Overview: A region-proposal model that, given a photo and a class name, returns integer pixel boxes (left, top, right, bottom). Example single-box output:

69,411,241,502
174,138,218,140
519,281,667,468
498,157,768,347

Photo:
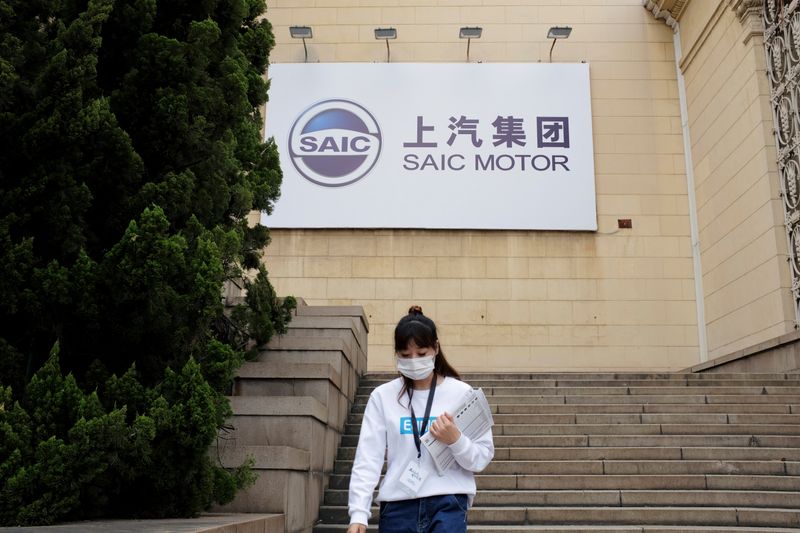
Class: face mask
396,354,436,381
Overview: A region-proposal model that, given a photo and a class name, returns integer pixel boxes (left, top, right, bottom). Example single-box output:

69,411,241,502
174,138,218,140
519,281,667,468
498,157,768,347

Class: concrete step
615,490,800,508
322,489,800,508
360,372,800,381
492,460,796,476
342,422,800,437
346,412,800,425
314,526,800,533
356,378,800,388
557,379,800,387
348,402,797,414
522,507,800,528
336,445,800,461
314,524,797,533
512,403,798,414
455,528,800,533
497,423,800,436
352,393,800,405
586,434,800,447
356,385,800,397
316,505,800,527
325,473,800,491
332,458,795,476
338,433,800,448
511,474,800,491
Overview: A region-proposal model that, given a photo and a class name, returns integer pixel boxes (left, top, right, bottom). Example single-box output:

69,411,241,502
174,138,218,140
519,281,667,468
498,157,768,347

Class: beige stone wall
677,1,793,359
262,0,700,372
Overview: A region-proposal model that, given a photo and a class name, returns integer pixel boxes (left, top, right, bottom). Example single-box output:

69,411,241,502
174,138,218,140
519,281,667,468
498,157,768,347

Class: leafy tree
0,0,293,524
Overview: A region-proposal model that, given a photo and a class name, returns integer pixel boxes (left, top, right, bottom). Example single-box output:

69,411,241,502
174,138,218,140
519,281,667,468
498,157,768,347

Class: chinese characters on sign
537,117,570,148
402,115,571,172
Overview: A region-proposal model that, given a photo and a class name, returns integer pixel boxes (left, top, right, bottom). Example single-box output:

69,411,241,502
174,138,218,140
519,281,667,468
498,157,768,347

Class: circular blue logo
288,99,382,187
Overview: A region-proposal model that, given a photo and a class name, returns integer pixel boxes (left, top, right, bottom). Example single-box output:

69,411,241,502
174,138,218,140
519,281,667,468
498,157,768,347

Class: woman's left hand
429,412,461,445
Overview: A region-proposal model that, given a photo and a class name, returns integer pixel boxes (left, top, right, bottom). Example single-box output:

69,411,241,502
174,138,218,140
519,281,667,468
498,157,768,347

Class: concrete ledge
257,337,359,401
682,330,800,375
198,513,284,533
213,470,319,532
212,445,310,471
2,514,285,532
228,396,328,424
295,304,369,333
236,362,342,391
262,336,355,365
284,316,368,370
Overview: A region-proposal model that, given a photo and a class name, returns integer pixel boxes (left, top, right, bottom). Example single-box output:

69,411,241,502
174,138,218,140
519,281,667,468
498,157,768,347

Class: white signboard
261,63,596,230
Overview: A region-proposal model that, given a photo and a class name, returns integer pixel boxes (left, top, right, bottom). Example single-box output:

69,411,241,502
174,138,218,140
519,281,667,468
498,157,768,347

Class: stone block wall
212,302,368,533
261,0,702,372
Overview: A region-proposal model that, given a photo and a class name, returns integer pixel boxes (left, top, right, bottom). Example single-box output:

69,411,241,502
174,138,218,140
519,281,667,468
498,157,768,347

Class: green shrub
0,346,258,525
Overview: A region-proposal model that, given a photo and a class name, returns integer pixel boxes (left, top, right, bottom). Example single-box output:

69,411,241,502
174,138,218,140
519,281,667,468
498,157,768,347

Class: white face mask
396,354,436,381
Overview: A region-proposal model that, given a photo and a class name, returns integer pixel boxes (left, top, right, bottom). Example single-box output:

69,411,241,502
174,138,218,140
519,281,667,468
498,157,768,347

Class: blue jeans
378,494,468,533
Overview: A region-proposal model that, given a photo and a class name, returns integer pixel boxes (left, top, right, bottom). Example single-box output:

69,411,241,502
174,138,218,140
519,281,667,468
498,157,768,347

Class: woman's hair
395,305,460,402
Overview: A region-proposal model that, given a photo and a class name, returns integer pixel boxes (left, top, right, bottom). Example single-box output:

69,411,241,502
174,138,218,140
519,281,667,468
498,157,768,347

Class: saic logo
288,99,382,187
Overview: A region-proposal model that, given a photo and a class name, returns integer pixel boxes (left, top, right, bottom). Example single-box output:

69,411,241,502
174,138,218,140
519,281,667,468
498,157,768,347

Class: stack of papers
421,388,494,474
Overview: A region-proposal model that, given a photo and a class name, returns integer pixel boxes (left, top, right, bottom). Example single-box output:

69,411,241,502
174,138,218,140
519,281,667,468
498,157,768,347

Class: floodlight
459,27,482,62
547,26,572,39
459,27,482,39
374,28,397,40
289,26,313,39
547,26,572,62
374,28,397,62
289,26,313,62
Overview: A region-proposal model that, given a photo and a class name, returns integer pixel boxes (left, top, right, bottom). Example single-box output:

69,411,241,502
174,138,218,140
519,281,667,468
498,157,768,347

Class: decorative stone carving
764,0,800,322
643,0,762,28
643,1,764,42
643,0,677,30
732,0,764,21
764,0,778,25
729,0,765,44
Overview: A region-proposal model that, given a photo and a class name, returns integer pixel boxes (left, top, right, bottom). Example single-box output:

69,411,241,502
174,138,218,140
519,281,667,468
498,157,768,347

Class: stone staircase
212,303,368,533
314,372,800,532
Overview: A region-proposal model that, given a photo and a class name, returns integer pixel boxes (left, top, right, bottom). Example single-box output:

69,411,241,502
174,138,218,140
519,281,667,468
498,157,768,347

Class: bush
0,345,258,525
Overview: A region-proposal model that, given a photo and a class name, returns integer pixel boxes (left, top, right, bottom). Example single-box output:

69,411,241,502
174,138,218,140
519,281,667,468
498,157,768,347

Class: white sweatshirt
348,376,495,526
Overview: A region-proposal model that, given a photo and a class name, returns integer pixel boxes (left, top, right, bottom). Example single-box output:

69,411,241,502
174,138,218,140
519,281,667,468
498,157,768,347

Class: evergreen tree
0,0,293,524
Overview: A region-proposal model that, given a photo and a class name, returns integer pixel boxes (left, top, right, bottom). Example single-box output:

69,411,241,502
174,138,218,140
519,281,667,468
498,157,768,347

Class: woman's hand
347,523,366,533
429,412,461,445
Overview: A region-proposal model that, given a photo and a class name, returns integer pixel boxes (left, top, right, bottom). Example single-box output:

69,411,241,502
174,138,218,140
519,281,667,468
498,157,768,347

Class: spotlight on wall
374,27,397,62
459,27,482,62
547,26,572,63
289,26,313,62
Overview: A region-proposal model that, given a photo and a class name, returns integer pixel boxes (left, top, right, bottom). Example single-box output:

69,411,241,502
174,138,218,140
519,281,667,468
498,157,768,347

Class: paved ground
1,513,281,532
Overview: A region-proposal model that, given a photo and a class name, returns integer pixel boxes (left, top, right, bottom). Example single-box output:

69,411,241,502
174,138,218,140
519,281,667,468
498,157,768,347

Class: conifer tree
0,0,292,524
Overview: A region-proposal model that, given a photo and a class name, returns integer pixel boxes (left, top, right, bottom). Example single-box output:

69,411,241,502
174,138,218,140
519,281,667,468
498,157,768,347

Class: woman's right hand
347,523,366,533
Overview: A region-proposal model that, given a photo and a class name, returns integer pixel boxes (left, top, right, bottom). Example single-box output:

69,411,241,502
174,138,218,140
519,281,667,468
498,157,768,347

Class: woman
347,306,494,532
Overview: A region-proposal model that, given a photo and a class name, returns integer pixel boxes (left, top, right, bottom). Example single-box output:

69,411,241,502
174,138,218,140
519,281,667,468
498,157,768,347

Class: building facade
259,0,791,372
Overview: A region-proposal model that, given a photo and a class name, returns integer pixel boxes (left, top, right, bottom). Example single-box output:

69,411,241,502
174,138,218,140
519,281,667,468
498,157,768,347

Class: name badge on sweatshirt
399,459,427,496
